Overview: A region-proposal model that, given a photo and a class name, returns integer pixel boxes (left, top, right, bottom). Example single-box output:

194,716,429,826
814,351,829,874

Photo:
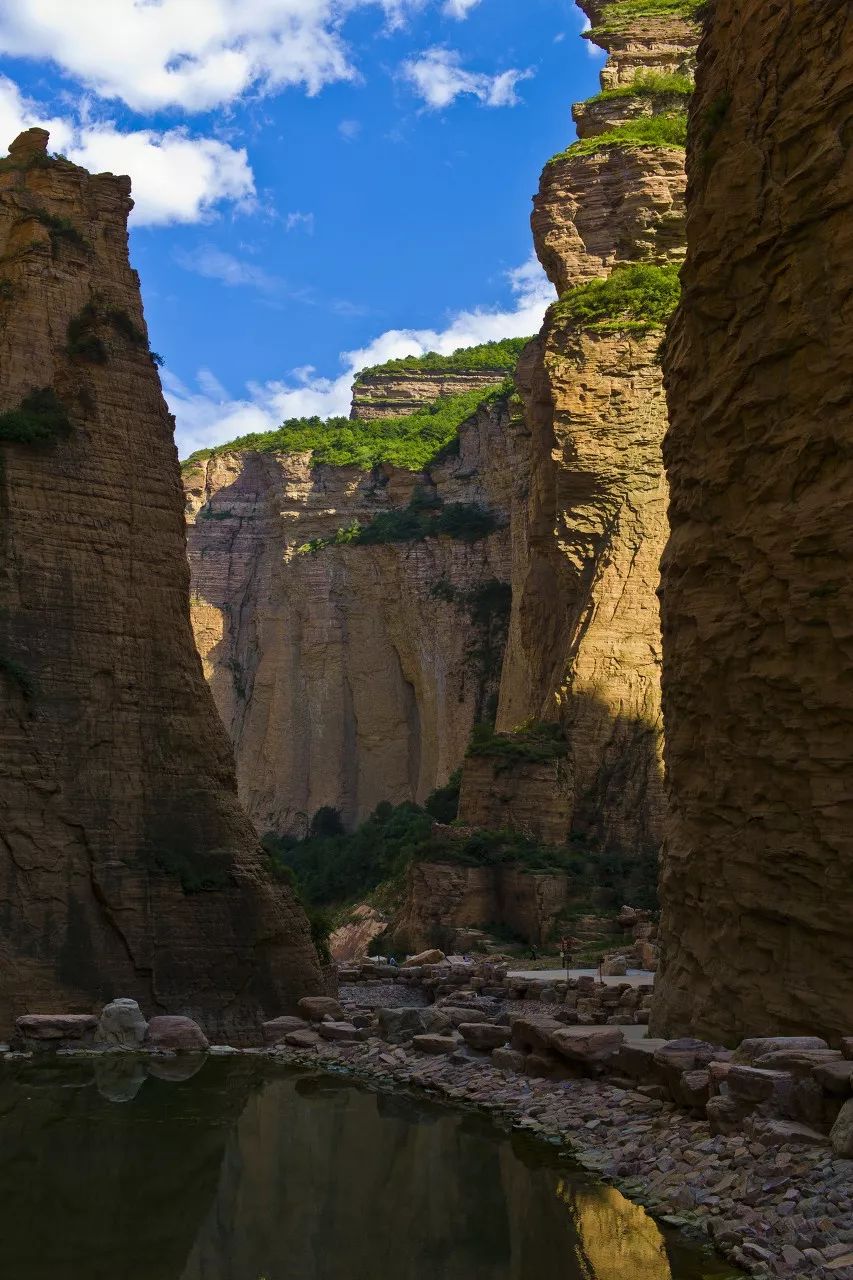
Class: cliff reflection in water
0,1059,730,1280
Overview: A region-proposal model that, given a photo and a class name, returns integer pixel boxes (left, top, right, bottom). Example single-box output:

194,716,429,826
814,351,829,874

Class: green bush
67,303,107,363
553,263,681,334
0,387,71,445
588,71,693,103
551,113,687,163
299,496,500,552
424,769,461,823
589,0,705,33
32,209,88,255
356,337,530,379
466,720,568,768
182,385,505,473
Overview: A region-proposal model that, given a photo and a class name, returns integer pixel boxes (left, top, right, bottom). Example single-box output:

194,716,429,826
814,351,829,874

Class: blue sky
0,1,604,454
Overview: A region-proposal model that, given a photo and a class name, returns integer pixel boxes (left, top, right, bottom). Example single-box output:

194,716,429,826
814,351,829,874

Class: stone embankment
13,970,853,1280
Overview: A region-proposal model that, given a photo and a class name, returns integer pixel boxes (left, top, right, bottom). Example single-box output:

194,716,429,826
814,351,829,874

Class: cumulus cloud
0,0,436,113
400,48,533,110
0,75,254,226
169,252,554,455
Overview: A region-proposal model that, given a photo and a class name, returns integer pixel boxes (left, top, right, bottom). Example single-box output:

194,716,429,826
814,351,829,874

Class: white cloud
400,47,533,110
0,75,254,226
175,245,280,291
0,0,437,113
285,210,315,233
338,118,362,141
170,252,554,455
442,0,481,17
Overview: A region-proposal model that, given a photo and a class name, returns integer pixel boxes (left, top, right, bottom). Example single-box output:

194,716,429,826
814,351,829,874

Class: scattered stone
143,1016,209,1053
830,1098,853,1157
96,998,148,1050
491,1047,526,1072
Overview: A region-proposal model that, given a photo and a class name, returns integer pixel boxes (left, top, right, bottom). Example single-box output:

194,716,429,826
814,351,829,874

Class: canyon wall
466,1,697,859
0,129,322,1037
185,394,520,835
652,1,853,1044
351,366,508,420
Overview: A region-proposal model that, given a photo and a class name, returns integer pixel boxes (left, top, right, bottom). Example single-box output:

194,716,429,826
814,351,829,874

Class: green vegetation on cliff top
553,262,681,334
550,113,687,163
183,384,508,472
298,488,500,552
467,720,569,768
588,71,693,104
355,337,530,379
590,0,705,33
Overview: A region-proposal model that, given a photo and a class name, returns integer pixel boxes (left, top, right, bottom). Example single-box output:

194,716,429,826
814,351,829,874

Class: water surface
0,1058,738,1280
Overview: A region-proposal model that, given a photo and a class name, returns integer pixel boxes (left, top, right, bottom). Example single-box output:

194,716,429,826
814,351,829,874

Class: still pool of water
0,1057,739,1280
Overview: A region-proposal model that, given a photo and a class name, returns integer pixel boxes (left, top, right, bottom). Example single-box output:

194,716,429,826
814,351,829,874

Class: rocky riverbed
270,1034,852,1280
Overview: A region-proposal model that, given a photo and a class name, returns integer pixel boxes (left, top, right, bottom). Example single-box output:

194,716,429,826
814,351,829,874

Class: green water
0,1058,738,1280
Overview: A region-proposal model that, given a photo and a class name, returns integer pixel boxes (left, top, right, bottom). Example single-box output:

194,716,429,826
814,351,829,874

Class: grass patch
553,263,681,334
0,387,71,445
184,384,507,473
588,71,693,103
356,337,530,379
589,0,705,34
550,113,687,163
467,720,569,770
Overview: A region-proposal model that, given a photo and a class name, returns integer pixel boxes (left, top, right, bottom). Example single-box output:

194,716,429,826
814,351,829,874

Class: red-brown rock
144,1016,209,1053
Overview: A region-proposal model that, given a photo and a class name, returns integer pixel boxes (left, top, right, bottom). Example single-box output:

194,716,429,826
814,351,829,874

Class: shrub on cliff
183,386,503,473
466,720,569,768
551,113,687,162
553,263,681,334
589,0,705,34
0,387,71,445
355,337,530,379
589,71,693,103
298,496,501,552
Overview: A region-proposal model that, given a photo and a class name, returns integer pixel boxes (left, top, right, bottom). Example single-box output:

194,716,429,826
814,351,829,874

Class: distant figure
389,956,398,967
559,935,580,970
528,942,538,961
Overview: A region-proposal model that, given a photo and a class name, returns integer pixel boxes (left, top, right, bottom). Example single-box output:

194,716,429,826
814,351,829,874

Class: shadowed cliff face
185,396,518,834
0,129,322,1037
464,1,696,860
653,2,853,1044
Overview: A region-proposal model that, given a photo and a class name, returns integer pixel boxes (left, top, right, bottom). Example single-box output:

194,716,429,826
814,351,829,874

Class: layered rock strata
185,395,519,834
467,1,697,858
351,367,508,420
0,129,322,1037
652,2,853,1044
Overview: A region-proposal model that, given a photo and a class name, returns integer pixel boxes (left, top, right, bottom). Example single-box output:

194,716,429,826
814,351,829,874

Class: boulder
492,1047,526,1073
727,1065,791,1104
262,1015,310,1043
612,1038,668,1081
377,1006,449,1045
550,1026,624,1065
144,1016,209,1053
16,1014,97,1045
734,1036,829,1064
284,1029,320,1049
298,996,346,1023
842,1037,853,1061
813,1060,853,1096
750,1117,830,1148
318,1021,360,1042
459,1023,510,1051
96,998,148,1050
706,1095,752,1136
441,1007,489,1027
412,1034,457,1055
402,949,445,967
510,1015,563,1055
601,956,628,978
754,1048,842,1075
680,1068,711,1111
830,1098,853,1157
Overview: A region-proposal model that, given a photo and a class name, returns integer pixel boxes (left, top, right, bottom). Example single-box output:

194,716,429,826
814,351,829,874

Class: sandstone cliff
0,129,322,1037
652,1,853,1044
464,0,697,861
351,368,508,420
185,394,519,834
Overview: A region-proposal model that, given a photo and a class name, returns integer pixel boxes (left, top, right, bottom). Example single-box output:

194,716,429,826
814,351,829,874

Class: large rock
458,1023,510,1051
734,1037,829,1065
96,999,148,1050
549,1026,624,1065
298,997,345,1023
16,1014,97,1045
412,1034,457,1056
262,1016,309,1044
401,949,445,968
318,1022,360,1043
377,1006,449,1045
830,1098,853,1157
652,0,853,1045
510,1015,563,1055
0,131,323,1040
144,1016,209,1053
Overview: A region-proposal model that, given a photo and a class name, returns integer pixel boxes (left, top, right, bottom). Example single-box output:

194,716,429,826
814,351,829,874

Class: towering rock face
653,2,853,1044
470,1,697,859
0,130,322,1037
185,396,517,834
